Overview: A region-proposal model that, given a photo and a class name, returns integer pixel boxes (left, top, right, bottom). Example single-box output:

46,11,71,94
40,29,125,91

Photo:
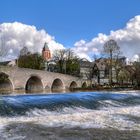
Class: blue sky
1,0,140,61
1,0,140,47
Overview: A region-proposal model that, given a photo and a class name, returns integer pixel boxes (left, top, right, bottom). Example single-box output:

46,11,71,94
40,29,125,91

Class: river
0,91,140,140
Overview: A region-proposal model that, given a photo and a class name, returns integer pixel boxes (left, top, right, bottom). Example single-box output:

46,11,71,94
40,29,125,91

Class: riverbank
73,86,134,92
0,88,139,95
1,123,140,140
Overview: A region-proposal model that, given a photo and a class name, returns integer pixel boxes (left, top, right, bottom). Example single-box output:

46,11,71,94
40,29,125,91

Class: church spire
43,42,49,50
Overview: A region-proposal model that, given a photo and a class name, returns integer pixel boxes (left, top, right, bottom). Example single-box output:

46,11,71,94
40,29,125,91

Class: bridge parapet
0,66,83,93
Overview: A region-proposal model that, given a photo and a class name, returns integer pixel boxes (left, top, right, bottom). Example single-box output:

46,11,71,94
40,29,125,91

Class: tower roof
43,42,49,50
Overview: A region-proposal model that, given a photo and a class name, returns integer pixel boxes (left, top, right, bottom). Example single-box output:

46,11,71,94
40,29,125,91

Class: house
79,58,94,80
92,57,127,85
0,60,17,67
92,58,110,85
7,60,17,67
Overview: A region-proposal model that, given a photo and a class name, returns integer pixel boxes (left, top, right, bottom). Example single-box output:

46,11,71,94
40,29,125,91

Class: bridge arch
25,75,43,93
69,81,77,90
45,85,51,92
51,78,64,92
0,72,13,92
82,82,87,88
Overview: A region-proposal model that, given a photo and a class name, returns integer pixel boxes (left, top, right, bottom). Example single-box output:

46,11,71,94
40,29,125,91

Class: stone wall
0,66,84,93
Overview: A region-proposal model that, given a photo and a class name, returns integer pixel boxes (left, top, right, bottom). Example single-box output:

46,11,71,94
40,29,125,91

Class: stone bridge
0,66,88,93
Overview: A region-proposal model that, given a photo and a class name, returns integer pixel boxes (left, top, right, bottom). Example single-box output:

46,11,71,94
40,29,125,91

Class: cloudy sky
0,0,140,61
0,22,64,60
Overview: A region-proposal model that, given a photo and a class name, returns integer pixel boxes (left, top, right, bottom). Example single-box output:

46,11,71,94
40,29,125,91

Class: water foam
0,91,140,140
0,105,140,131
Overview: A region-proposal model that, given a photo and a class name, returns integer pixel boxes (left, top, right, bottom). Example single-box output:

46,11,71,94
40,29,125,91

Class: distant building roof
43,42,49,51
94,57,126,70
79,59,94,68
0,61,11,66
94,58,108,70
0,60,16,66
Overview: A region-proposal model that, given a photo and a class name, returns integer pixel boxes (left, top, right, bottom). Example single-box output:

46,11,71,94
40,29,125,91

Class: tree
103,39,120,86
118,69,130,85
53,49,80,76
65,49,80,76
18,53,44,70
113,58,121,83
20,46,30,56
0,34,8,78
132,62,140,87
0,35,8,62
53,49,66,73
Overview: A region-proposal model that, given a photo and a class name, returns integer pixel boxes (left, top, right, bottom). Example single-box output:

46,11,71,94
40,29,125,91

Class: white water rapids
0,104,140,131
0,91,140,140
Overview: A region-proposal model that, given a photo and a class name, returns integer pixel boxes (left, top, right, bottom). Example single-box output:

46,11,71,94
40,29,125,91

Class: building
92,57,127,85
79,58,113,85
93,58,110,85
79,58,94,80
42,42,51,61
42,42,58,72
42,42,52,71
79,58,95,86
0,60,17,67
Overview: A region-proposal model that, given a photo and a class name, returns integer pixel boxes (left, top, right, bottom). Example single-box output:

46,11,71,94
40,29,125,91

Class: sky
0,0,140,61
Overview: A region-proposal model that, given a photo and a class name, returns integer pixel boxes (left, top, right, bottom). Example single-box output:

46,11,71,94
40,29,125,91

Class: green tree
132,62,140,87
18,53,44,70
65,49,80,76
103,39,120,86
118,69,130,85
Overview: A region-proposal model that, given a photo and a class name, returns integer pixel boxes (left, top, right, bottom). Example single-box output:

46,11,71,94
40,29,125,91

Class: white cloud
0,22,64,61
1,16,140,62
73,15,140,61
132,54,139,62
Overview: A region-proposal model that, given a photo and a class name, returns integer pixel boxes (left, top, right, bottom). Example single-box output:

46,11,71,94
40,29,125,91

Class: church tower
42,42,51,61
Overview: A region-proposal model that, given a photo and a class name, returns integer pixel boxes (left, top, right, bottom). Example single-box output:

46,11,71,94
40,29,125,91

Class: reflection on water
0,91,140,140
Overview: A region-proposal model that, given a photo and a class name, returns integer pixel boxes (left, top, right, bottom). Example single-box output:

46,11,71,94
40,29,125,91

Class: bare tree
0,35,8,62
92,54,98,61
103,39,120,86
53,49,80,75
113,51,125,83
19,46,30,56
53,49,66,73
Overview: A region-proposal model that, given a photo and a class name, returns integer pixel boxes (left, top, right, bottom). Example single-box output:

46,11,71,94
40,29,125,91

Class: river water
0,91,140,140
